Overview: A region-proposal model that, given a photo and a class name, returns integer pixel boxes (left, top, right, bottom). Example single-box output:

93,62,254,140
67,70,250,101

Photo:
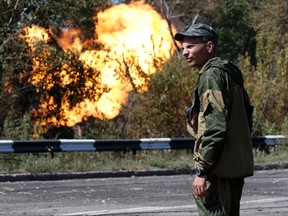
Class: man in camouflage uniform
174,23,254,215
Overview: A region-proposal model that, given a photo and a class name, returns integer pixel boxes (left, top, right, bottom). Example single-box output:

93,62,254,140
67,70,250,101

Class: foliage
237,0,288,135
0,0,110,139
203,0,257,64
1,147,288,174
84,118,122,139
23,153,61,173
2,112,34,140
148,0,257,63
147,0,204,28
282,117,288,136
0,0,287,141
0,150,194,174
121,55,196,138
0,0,288,175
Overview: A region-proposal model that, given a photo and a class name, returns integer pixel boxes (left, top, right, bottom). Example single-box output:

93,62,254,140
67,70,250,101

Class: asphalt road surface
0,169,288,216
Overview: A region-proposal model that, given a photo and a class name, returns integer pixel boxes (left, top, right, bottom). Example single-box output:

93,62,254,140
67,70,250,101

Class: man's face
181,37,213,70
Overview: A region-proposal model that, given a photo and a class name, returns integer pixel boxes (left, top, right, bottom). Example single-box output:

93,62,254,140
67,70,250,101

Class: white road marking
58,205,197,216
241,197,288,204
55,190,78,194
59,197,288,216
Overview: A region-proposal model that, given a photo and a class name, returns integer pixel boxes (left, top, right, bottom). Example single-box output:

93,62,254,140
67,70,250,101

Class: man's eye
182,45,193,50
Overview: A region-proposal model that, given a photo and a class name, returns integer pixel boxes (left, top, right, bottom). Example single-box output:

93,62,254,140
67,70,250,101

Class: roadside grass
253,144,288,168
0,145,287,174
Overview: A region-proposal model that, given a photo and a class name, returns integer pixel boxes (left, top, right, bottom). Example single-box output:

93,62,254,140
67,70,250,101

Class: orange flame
55,28,84,53
19,1,176,130
19,25,50,51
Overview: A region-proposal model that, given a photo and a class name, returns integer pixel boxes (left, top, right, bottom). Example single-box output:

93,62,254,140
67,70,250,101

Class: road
0,169,287,216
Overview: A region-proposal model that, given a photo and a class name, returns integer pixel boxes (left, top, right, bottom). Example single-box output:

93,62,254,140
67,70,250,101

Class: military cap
174,23,218,45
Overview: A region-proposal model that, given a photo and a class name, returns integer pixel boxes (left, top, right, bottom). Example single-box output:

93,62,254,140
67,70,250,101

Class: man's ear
206,41,215,53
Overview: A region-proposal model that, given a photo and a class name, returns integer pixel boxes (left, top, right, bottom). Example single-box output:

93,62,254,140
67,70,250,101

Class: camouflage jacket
187,57,254,178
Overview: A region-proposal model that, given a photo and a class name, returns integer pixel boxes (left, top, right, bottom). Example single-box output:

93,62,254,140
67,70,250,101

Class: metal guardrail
0,135,286,153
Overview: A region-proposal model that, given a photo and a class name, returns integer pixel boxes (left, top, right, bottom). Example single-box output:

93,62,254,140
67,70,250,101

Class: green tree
240,0,288,135
201,0,257,64
119,0,288,138
1,0,287,140
0,0,110,139
148,0,257,63
121,56,196,138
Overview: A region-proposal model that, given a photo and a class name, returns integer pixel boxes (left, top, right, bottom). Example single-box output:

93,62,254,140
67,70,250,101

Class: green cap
174,23,218,45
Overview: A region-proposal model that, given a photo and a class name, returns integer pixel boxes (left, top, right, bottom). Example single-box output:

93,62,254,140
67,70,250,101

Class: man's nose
183,50,190,59
182,48,188,57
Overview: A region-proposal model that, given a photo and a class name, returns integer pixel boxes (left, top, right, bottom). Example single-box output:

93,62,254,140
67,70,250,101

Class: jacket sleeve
196,69,228,172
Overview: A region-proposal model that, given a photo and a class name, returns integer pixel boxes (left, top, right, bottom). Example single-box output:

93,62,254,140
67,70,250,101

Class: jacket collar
199,57,220,75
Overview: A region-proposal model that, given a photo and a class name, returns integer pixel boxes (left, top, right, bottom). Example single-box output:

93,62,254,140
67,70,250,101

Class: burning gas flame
19,1,176,130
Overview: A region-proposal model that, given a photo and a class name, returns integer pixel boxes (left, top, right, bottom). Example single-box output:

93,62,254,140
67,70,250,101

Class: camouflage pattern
194,178,244,216
187,57,254,215
187,57,253,178
195,194,224,216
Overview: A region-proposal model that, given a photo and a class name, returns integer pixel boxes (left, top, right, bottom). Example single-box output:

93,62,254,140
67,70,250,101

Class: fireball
19,1,176,130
